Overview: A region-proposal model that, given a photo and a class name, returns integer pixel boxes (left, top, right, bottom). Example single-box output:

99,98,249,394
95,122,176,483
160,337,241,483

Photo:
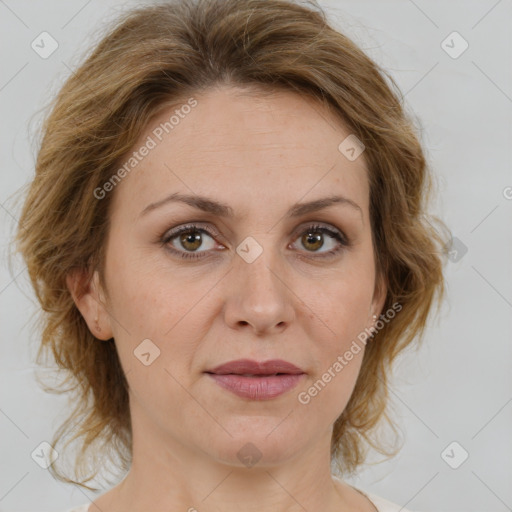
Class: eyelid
291,220,341,236
162,221,224,243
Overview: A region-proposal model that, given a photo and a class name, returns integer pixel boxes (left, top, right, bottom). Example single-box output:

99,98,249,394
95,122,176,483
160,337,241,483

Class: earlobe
66,268,113,341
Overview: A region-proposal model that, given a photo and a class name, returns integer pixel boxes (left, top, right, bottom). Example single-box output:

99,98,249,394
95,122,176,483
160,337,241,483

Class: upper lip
206,359,304,375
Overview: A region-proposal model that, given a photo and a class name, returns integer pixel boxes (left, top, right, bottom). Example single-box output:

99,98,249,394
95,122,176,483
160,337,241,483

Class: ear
66,268,113,341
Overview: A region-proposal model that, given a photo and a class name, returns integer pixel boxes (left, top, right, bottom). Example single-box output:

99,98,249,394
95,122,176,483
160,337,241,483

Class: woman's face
82,85,386,468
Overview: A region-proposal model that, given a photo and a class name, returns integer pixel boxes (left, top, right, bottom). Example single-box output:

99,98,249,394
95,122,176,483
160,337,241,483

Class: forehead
110,85,370,222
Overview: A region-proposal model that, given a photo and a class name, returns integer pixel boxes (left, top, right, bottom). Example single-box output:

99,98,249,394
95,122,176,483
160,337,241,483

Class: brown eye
178,230,204,252
301,231,325,252
292,224,347,257
162,224,219,259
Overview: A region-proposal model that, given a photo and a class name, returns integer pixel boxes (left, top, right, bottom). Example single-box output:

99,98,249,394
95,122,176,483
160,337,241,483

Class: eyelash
160,222,349,261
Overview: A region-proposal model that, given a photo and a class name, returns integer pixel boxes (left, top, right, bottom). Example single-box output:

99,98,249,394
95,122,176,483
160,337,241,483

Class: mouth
204,359,306,400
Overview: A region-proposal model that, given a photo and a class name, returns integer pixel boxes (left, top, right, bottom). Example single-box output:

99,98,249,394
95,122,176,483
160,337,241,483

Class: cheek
298,282,368,416
308,268,374,345
104,252,208,382
104,236,181,330
300,262,373,407
297,348,363,426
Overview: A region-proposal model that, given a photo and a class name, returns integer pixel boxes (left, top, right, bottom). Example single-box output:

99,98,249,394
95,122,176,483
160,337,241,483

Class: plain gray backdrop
1,1,511,511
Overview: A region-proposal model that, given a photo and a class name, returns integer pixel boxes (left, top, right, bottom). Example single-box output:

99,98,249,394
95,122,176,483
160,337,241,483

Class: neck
91,417,356,512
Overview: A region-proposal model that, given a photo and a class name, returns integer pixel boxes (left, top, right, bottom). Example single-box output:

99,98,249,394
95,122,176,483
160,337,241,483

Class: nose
222,240,296,336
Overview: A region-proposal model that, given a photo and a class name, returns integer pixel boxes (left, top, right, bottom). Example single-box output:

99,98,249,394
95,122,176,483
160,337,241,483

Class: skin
68,85,386,512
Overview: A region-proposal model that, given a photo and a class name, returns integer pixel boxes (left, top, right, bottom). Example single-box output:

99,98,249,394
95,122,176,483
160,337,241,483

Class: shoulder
358,489,414,512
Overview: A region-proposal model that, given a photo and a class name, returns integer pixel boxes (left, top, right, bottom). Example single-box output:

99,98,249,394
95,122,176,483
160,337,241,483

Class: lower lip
206,373,305,400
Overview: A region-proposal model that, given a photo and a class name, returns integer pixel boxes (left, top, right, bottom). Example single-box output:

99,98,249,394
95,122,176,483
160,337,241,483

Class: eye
160,222,349,260
162,223,220,260
290,223,348,259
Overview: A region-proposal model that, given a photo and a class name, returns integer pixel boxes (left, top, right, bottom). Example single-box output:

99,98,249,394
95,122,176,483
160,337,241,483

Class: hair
13,0,451,491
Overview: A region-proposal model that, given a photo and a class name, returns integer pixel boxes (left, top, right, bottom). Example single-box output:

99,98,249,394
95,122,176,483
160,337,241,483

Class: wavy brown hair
13,0,450,491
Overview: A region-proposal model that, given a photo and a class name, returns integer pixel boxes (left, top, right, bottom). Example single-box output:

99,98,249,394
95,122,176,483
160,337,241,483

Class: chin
200,426,306,469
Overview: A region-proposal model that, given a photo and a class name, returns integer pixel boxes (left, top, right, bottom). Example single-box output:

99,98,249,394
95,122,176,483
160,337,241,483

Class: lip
206,358,304,375
205,359,306,401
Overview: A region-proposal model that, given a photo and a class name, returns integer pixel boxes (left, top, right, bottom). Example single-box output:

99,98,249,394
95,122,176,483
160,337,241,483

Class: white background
0,1,511,511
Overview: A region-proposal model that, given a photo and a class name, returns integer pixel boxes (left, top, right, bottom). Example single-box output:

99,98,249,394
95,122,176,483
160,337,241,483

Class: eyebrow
139,192,363,221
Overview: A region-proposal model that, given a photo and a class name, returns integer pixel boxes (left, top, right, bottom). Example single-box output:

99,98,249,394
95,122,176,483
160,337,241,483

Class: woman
15,0,449,510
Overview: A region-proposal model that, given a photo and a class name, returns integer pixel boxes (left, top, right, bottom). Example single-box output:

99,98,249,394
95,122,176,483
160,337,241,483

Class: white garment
361,489,414,511
64,487,412,512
